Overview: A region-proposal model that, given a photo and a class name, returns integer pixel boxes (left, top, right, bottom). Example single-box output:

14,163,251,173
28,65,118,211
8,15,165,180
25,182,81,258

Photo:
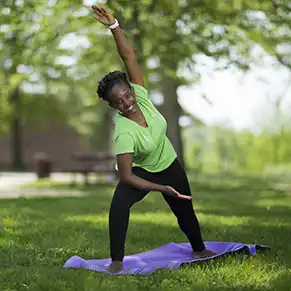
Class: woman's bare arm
117,154,192,200
92,5,144,86
117,153,164,192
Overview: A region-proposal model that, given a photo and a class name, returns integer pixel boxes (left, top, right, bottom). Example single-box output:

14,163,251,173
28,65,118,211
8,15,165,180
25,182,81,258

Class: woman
91,5,216,273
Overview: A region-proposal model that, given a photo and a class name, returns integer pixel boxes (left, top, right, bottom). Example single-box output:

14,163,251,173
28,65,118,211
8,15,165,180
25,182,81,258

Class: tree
1,1,73,168
0,1,117,169
2,0,290,170
102,0,290,166
245,0,291,69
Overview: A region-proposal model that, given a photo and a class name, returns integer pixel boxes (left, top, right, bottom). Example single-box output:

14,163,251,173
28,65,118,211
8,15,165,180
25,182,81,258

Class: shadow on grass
194,189,291,220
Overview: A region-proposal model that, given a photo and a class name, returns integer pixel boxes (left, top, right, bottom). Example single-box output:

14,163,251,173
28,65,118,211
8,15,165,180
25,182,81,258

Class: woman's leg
159,159,206,252
109,181,148,261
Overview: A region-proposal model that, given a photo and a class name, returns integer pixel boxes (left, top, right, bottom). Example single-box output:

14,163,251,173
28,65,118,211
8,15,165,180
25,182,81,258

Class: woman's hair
97,70,130,101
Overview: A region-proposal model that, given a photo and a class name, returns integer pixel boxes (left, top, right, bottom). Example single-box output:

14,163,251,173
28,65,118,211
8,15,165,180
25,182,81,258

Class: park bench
68,151,119,186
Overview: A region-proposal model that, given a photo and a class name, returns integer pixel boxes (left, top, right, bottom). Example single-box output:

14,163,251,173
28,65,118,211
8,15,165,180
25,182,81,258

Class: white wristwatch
108,19,119,30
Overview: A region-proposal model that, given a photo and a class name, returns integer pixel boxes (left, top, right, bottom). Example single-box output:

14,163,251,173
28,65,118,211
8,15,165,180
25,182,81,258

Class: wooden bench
68,152,118,186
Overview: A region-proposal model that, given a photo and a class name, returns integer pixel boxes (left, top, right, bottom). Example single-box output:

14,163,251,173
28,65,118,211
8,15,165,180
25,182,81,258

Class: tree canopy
1,0,290,168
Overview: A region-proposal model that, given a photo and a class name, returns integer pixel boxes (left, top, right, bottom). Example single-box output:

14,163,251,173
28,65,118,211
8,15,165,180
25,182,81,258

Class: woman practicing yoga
91,5,216,273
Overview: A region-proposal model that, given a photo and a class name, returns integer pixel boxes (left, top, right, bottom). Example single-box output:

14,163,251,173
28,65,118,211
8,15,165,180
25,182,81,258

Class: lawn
1,176,291,291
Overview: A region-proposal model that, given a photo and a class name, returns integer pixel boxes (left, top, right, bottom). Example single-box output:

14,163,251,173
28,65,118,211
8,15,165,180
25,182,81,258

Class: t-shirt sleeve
130,82,149,103
115,132,135,155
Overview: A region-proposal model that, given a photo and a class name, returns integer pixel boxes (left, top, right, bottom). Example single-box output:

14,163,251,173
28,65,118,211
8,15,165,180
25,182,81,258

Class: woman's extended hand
91,5,115,26
163,186,192,200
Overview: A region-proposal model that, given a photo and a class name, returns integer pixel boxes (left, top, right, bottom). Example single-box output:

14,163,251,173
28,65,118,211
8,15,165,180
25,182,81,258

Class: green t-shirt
114,82,177,173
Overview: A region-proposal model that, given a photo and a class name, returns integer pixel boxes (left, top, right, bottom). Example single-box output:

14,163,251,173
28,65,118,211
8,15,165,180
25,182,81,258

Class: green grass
1,177,291,291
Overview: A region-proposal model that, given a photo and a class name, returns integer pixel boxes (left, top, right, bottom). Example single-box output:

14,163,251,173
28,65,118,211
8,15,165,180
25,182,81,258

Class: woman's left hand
163,186,192,200
91,5,115,26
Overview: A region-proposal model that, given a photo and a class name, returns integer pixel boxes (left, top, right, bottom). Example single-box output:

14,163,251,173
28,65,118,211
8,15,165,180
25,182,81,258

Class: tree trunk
161,76,185,167
10,86,24,170
100,107,114,152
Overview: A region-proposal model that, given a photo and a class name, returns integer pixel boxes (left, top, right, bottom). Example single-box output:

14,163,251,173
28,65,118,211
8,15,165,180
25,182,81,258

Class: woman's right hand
91,5,115,26
163,186,192,200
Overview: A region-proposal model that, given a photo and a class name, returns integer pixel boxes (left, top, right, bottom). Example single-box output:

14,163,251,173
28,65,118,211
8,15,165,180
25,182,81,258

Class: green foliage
244,0,291,68
0,0,120,149
185,125,291,175
1,0,290,153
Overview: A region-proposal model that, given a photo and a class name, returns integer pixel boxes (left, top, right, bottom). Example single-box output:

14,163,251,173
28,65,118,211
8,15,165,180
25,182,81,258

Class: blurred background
1,0,291,180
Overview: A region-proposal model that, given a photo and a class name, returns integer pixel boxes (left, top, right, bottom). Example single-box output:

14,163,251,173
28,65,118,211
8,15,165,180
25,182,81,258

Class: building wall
0,123,91,171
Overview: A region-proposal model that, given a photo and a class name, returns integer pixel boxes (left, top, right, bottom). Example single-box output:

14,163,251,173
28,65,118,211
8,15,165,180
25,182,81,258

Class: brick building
0,123,91,171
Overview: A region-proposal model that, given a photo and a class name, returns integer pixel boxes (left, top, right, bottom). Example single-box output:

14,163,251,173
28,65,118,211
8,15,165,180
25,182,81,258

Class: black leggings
109,158,205,261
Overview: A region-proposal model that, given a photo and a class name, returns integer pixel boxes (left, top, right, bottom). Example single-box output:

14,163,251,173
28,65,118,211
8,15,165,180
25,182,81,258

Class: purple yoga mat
63,241,269,275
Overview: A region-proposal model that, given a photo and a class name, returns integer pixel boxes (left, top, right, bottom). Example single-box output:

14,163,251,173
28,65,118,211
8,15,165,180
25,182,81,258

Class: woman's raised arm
92,5,144,86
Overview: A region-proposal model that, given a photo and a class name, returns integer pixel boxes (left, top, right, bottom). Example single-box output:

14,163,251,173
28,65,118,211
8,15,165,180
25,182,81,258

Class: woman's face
108,83,137,116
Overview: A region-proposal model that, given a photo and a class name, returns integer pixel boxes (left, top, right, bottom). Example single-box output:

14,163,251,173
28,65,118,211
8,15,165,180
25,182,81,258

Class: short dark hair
97,70,130,101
